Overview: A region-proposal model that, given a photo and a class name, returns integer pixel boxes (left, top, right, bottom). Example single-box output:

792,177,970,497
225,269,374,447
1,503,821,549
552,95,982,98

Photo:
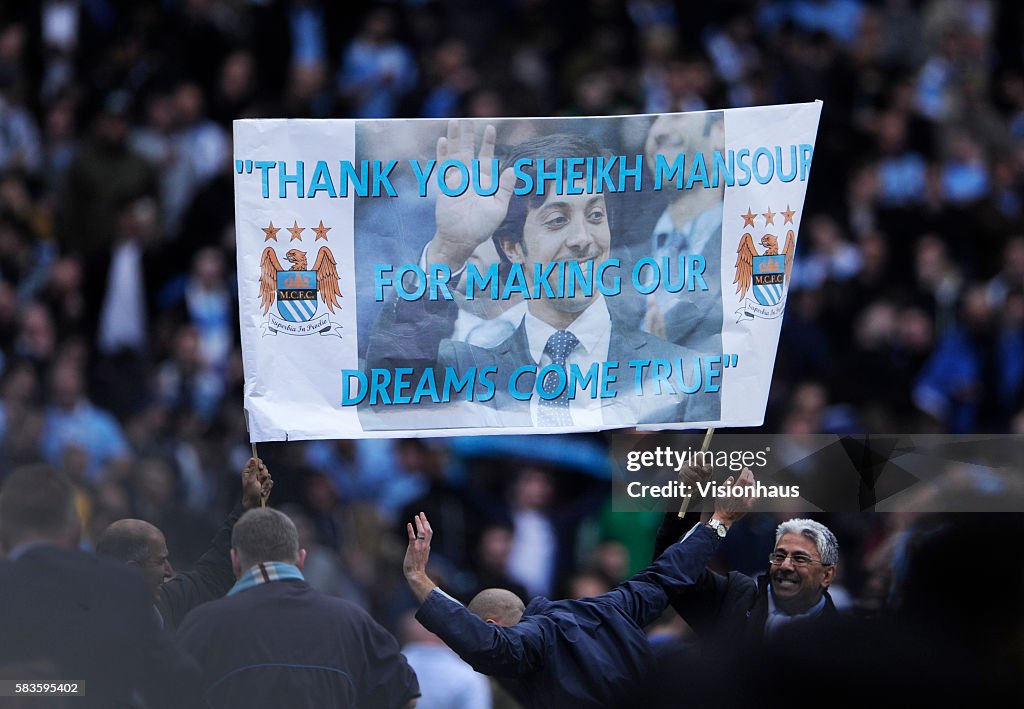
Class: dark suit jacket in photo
364,295,720,429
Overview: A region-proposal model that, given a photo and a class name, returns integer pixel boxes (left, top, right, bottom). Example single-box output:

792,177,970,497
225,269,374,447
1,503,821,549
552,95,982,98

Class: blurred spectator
418,38,477,118
789,215,862,291
913,283,999,431
0,91,41,175
399,610,492,709
180,246,233,370
337,8,417,118
41,360,130,482
14,300,57,370
913,233,962,331
941,129,990,204
283,504,368,608
761,0,865,47
304,437,399,504
506,467,559,598
564,569,613,599
986,235,1024,307
58,91,157,255
173,82,229,188
210,49,256,128
398,440,480,571
468,522,529,604
156,323,223,424
874,110,927,207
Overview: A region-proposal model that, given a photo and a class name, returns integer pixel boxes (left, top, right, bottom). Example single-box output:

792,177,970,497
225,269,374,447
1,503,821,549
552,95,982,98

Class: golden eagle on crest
259,246,342,315
734,229,795,302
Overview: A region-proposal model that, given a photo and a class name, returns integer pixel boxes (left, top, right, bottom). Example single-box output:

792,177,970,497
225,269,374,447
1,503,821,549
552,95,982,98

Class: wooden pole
677,428,715,519
243,410,265,508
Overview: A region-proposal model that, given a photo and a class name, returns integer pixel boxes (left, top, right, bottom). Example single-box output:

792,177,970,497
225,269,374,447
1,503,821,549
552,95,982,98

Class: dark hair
0,465,77,549
492,133,611,260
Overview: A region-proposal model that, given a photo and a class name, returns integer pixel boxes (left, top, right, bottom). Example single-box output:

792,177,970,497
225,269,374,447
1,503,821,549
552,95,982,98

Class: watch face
716,525,727,538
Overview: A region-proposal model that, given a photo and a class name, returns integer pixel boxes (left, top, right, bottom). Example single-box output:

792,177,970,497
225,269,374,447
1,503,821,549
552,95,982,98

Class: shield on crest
276,270,318,322
752,255,786,306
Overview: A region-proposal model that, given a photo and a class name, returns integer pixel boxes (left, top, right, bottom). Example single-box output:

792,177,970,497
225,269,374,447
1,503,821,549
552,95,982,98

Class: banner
234,102,822,440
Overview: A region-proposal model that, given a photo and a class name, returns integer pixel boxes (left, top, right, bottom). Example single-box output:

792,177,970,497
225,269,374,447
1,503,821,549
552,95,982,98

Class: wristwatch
705,518,728,540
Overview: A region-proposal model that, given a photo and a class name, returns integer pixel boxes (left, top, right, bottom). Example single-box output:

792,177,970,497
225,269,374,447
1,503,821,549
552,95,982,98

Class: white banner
234,102,822,440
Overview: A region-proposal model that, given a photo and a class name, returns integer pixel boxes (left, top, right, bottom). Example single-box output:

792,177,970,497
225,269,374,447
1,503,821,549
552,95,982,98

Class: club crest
733,206,797,321
258,220,343,337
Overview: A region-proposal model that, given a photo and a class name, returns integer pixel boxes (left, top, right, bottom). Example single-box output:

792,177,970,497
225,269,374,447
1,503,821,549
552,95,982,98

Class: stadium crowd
2,0,1024,706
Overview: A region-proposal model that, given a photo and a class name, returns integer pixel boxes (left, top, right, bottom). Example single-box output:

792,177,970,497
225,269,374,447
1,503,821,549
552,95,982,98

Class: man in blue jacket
403,468,757,709
179,507,419,709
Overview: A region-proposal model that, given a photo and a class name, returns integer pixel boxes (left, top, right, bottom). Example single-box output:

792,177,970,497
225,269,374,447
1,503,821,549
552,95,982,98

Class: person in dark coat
96,456,272,628
653,512,841,649
0,465,199,709
401,468,757,709
178,507,419,709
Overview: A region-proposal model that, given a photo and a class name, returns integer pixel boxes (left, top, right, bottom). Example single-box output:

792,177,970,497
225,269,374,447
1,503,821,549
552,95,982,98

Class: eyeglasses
768,552,830,568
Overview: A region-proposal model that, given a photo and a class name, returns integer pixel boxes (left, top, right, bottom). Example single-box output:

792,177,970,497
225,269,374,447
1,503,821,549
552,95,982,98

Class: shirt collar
523,295,611,364
228,561,305,596
767,585,828,619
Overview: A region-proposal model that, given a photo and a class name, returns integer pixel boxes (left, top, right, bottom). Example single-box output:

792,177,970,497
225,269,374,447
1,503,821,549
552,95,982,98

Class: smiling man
653,515,840,646
365,121,720,428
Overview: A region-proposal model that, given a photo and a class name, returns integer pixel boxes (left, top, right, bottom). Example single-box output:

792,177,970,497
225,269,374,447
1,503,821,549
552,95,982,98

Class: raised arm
156,458,273,628
403,512,438,603
602,468,758,628
652,463,711,560
403,512,546,676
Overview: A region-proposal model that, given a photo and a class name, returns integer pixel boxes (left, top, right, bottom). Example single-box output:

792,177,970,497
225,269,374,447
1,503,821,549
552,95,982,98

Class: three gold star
262,222,280,241
313,220,332,241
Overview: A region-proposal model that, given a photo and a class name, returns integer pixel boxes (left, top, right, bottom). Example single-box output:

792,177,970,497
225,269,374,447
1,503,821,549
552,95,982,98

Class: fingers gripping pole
677,428,715,519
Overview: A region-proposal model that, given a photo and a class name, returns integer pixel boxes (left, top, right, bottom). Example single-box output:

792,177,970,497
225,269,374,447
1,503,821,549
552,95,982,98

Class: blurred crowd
2,0,1024,704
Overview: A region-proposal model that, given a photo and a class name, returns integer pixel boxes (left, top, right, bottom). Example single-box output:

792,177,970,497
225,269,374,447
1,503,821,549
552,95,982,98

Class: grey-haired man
653,514,840,644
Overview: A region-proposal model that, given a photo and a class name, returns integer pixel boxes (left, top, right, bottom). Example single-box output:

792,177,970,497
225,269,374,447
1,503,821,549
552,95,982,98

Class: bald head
468,588,526,627
97,519,161,562
96,519,172,599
